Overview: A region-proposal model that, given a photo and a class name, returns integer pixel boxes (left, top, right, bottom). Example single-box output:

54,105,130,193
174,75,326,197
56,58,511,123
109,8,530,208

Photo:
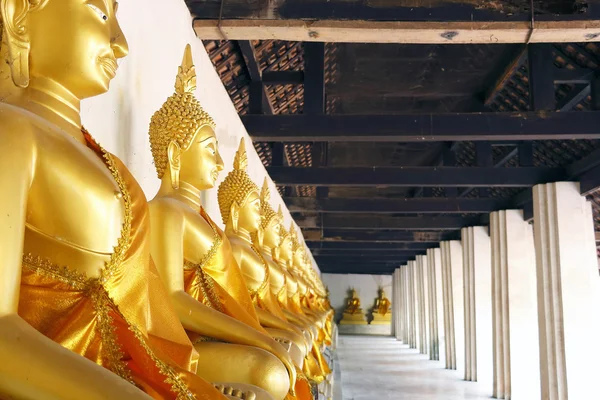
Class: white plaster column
408,260,419,349
393,268,402,341
400,264,410,345
440,240,464,373
416,255,429,355
490,209,540,400
426,248,445,363
461,226,493,385
533,182,600,400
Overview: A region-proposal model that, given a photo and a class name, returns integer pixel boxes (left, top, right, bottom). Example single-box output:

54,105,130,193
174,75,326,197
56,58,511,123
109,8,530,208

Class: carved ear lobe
256,227,264,248
167,141,181,189
1,0,33,87
230,202,240,233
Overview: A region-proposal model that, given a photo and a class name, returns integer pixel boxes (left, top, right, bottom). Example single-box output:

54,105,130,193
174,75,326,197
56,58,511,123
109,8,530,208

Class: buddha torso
265,254,287,301
3,105,124,278
229,236,268,296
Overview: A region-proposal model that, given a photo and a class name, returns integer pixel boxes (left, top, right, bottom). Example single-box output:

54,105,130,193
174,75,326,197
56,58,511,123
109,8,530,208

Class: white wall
80,0,318,272
322,273,392,321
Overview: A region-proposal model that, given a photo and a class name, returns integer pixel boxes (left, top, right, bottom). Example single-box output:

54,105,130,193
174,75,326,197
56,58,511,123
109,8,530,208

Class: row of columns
391,182,600,399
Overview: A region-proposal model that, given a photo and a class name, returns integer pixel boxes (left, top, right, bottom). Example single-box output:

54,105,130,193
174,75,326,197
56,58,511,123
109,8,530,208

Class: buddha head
289,226,305,270
0,0,128,96
257,178,283,250
149,44,223,191
276,223,293,263
218,138,261,235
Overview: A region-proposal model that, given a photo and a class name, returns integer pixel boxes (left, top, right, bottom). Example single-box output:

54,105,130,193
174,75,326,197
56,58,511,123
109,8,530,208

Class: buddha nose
111,22,129,59
216,152,224,171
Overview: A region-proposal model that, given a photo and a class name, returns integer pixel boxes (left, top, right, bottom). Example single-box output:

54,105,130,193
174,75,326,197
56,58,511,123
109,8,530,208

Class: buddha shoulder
0,108,39,168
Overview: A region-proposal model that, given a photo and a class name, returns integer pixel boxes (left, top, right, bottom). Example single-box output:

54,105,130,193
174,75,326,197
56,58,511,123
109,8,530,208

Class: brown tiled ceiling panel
253,142,272,167
203,40,250,115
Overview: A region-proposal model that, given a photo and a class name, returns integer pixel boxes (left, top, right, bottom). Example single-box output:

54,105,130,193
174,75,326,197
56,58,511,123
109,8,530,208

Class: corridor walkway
337,335,491,400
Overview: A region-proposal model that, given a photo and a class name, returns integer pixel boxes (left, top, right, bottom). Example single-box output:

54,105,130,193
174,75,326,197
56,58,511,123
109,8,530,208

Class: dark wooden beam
237,41,273,115
303,229,458,242
268,166,565,187
528,44,556,111
319,266,397,275
579,164,600,195
296,215,485,230
262,71,304,85
313,248,426,255
286,197,513,214
306,241,434,250
243,112,600,142
315,253,414,259
303,42,325,115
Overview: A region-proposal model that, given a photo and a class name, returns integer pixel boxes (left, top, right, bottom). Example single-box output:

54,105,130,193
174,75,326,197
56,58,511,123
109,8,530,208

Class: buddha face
237,190,261,233
26,0,128,98
263,219,282,249
179,126,224,190
278,236,293,262
292,249,305,269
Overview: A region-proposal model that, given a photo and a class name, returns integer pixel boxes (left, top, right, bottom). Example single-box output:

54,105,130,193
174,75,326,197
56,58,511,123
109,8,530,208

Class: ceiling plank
286,197,512,214
303,229,458,242
267,166,565,187
243,112,600,142
296,215,484,230
306,242,434,250
194,20,600,44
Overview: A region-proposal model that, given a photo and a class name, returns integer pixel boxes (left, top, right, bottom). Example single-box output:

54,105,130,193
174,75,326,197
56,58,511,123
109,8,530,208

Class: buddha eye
88,4,109,21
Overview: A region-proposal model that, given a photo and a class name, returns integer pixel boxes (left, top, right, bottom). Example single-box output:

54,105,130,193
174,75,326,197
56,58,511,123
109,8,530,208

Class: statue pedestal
370,313,391,325
339,312,367,325
338,324,391,336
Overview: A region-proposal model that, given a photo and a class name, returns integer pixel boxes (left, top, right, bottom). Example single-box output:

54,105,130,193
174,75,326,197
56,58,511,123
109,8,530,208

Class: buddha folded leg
265,327,306,369
194,342,289,400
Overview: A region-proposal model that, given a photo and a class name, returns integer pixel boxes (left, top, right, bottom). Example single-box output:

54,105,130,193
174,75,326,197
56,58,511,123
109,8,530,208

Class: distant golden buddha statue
273,225,328,384
147,45,297,400
217,140,314,400
370,288,392,325
0,3,227,399
340,289,367,325
289,232,332,378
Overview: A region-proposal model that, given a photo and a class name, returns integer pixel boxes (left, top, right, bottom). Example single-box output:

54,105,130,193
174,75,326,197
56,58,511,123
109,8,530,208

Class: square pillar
408,260,419,349
427,248,445,363
393,268,403,341
441,240,465,373
402,264,410,344
533,182,600,400
491,210,540,400
462,226,493,385
416,255,429,355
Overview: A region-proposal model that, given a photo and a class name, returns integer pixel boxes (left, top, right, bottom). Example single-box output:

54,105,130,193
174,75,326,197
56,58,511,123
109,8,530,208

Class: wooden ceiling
191,0,600,275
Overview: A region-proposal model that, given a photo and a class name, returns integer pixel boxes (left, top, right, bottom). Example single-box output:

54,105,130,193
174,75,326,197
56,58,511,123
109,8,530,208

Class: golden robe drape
17,133,225,400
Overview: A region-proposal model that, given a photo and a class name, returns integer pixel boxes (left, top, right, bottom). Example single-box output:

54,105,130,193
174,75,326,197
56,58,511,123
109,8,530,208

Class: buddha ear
230,202,240,233
167,141,181,189
1,0,33,88
256,227,264,248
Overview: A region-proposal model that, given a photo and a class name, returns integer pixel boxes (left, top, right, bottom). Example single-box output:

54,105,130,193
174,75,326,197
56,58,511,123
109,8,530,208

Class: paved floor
337,335,492,400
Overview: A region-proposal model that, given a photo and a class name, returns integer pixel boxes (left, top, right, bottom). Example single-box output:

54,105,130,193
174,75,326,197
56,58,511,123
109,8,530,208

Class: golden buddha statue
147,45,297,400
340,289,367,325
288,231,331,379
271,226,328,384
370,288,392,325
217,140,316,400
0,2,228,399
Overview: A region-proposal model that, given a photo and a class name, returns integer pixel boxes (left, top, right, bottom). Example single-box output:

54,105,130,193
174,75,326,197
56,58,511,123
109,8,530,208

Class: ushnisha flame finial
259,178,280,230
